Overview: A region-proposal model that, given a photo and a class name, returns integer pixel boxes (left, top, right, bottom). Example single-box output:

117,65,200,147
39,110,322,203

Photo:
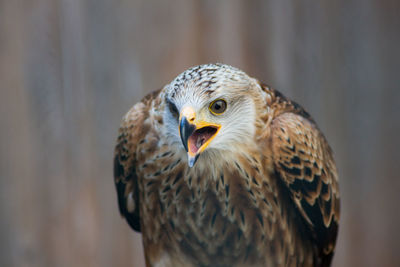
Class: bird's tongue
188,127,217,154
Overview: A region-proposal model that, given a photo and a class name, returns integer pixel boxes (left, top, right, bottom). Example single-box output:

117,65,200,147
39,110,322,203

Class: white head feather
163,63,260,159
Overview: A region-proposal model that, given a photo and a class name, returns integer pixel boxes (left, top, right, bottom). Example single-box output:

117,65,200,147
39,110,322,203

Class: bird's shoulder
257,83,340,266
113,88,162,232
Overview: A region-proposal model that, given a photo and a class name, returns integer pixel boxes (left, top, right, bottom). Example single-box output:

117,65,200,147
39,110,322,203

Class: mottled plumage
114,64,340,267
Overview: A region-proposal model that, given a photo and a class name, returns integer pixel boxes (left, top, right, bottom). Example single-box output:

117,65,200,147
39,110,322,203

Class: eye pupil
210,99,227,114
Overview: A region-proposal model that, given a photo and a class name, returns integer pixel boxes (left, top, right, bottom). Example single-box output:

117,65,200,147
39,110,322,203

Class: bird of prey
114,64,340,267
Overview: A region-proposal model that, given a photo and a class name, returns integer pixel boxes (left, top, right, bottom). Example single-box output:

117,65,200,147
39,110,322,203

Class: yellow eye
209,99,227,115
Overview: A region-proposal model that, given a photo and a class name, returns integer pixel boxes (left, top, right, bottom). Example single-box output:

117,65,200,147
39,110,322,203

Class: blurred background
1,0,399,266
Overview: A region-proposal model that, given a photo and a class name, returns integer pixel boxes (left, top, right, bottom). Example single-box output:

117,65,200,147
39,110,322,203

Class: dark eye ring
166,98,179,118
209,99,227,115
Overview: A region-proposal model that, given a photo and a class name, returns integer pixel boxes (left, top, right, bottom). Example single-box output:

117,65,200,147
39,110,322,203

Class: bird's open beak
179,106,221,167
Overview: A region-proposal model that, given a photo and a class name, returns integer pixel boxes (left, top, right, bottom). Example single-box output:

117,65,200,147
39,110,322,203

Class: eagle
113,64,340,267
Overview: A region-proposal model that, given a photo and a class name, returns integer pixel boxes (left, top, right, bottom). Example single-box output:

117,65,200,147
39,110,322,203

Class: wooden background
1,0,399,266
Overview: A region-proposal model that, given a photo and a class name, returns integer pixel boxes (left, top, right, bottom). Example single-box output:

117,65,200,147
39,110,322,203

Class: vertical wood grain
0,0,399,266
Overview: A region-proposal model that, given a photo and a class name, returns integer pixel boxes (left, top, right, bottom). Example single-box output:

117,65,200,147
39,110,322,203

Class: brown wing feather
257,84,340,266
113,90,161,232
270,109,340,266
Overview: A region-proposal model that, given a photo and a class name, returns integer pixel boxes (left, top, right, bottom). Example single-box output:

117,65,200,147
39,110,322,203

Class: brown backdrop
1,0,399,266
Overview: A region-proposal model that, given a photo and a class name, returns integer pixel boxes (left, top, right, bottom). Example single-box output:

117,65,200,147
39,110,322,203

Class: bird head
164,64,260,167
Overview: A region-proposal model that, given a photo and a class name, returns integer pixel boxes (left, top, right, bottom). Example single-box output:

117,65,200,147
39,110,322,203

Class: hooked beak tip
188,154,199,167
